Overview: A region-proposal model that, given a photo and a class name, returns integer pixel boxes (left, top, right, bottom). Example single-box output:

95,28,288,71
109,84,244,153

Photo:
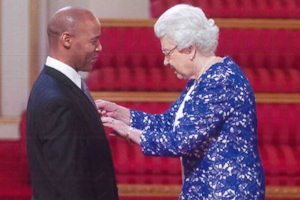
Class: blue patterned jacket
130,57,265,200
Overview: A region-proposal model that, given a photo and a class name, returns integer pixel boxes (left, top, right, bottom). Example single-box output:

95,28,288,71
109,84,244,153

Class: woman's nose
163,57,169,66
96,43,102,52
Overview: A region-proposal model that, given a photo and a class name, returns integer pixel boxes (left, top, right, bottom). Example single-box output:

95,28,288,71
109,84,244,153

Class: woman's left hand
101,117,142,144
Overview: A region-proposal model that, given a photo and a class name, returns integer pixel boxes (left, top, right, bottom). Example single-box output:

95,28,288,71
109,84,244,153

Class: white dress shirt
45,56,82,89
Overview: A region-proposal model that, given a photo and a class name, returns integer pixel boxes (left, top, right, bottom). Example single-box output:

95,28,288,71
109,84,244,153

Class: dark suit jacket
26,66,118,200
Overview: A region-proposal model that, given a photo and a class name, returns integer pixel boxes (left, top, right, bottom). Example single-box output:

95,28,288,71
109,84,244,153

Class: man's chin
79,65,93,72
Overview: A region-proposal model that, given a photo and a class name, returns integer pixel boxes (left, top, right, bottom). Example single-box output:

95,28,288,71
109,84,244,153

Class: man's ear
60,32,72,49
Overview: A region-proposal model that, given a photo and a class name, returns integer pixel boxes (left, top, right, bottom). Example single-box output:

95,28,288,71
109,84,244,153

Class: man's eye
91,40,98,45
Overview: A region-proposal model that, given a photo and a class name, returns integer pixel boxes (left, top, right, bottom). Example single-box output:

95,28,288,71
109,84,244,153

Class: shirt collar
46,56,82,89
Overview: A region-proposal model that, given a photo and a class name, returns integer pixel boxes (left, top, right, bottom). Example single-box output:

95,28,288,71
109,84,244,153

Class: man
26,7,118,200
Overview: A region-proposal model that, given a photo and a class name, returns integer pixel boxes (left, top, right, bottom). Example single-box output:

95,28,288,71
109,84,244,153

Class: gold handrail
0,116,21,124
92,91,300,104
100,18,300,29
117,184,300,198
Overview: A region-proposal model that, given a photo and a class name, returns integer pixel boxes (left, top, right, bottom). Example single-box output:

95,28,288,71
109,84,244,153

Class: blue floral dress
130,57,265,199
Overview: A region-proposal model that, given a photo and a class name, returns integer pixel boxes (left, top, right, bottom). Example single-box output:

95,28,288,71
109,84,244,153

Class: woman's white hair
154,4,219,53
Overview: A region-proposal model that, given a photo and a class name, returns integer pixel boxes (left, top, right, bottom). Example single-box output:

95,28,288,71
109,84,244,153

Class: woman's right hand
95,99,131,125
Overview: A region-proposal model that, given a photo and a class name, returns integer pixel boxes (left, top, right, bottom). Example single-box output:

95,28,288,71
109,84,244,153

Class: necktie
81,79,97,108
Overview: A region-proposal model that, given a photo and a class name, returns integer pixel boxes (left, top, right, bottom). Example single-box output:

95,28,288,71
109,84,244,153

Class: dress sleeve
129,101,177,133
140,75,240,157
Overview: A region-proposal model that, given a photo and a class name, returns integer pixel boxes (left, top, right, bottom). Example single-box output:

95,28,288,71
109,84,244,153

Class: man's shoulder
28,71,71,108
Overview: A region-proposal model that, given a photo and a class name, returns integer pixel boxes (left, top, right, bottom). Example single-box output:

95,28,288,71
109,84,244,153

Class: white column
0,0,30,139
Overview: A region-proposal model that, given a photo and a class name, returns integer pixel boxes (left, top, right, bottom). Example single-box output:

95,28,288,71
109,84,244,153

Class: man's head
47,7,101,72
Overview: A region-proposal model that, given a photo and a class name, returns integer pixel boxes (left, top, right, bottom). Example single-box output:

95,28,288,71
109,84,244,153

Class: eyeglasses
162,45,177,59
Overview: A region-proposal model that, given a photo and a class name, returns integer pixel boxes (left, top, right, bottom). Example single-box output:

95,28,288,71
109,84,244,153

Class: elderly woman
97,4,265,200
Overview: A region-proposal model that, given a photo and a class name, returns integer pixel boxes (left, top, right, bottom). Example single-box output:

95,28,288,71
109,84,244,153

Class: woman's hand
101,116,142,144
95,99,131,125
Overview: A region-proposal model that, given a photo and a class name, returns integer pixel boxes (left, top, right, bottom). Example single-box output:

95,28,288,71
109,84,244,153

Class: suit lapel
44,66,100,118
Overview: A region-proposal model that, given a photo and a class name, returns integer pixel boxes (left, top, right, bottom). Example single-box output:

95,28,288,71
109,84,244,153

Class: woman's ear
179,45,196,60
186,45,196,60
60,32,72,49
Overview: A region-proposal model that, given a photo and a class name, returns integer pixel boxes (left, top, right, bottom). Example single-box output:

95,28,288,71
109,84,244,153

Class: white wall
1,0,30,116
44,0,150,19
89,0,150,19
0,0,150,139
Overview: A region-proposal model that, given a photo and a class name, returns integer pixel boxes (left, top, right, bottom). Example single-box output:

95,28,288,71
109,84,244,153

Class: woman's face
160,36,196,80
